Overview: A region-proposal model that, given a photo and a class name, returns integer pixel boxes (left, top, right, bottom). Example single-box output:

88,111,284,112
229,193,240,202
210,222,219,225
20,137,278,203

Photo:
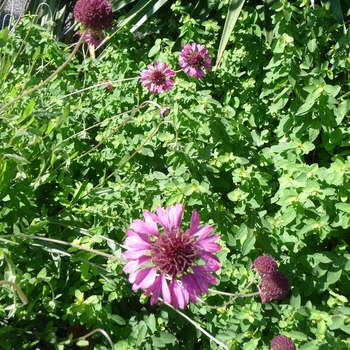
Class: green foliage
0,0,350,349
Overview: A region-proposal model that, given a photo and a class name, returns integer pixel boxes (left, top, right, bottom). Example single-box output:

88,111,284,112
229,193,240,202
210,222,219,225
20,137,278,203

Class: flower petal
169,278,189,309
133,267,157,290
189,209,200,235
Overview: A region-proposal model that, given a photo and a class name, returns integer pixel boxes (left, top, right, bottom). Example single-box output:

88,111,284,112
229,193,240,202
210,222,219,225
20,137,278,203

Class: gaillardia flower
73,0,113,31
179,43,212,79
122,204,221,309
258,271,291,304
140,62,175,94
271,335,296,350
251,255,277,276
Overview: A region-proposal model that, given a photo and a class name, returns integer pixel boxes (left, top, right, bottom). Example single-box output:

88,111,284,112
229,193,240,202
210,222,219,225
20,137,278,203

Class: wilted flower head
271,335,296,350
140,62,175,94
251,255,277,276
258,271,290,304
122,204,221,309
98,80,113,92
179,43,212,79
74,0,113,31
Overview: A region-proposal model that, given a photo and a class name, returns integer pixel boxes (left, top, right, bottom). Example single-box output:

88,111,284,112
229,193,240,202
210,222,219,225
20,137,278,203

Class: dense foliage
0,0,350,349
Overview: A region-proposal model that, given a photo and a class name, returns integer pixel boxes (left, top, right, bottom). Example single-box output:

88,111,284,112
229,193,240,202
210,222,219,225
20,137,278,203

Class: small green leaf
335,203,350,213
241,234,256,256
76,340,89,347
158,332,176,344
37,268,47,279
327,267,342,285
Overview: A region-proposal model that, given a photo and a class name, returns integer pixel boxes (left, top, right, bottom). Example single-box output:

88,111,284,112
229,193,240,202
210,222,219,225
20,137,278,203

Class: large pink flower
178,43,212,79
140,62,175,94
122,204,221,309
74,0,113,31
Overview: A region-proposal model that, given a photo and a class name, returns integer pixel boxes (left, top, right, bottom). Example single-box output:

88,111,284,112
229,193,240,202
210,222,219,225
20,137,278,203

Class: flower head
271,335,296,350
258,271,290,304
251,255,277,276
74,0,113,31
140,62,175,94
179,43,212,79
122,204,221,309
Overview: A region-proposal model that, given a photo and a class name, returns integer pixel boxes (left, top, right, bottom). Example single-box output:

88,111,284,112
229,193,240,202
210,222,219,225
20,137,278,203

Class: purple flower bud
258,271,290,304
271,335,296,350
160,106,171,118
74,0,113,31
251,255,277,276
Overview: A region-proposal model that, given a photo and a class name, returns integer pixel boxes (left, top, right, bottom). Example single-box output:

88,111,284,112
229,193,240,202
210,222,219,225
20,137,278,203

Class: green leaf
335,203,350,213
158,332,176,344
296,87,322,116
264,0,278,45
37,267,47,279
327,267,342,285
116,0,169,33
215,0,246,69
241,234,256,256
0,27,9,48
307,38,317,53
76,340,89,347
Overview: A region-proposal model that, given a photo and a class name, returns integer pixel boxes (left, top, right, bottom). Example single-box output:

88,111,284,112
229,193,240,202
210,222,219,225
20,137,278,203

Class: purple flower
271,335,296,350
140,62,175,94
258,271,291,304
251,255,277,276
77,29,105,47
179,43,212,79
122,204,221,309
74,0,113,31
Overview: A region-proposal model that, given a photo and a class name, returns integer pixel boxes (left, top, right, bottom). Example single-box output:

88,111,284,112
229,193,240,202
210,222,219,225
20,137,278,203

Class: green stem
205,273,260,309
59,328,115,350
0,32,86,113
166,302,228,350
101,119,178,186
0,280,28,305
0,234,127,263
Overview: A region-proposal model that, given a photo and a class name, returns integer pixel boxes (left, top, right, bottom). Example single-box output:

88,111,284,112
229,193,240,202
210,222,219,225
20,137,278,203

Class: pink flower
251,255,277,276
258,271,291,304
271,335,296,350
73,0,113,31
122,204,221,309
179,43,212,79
140,62,175,94
77,29,105,47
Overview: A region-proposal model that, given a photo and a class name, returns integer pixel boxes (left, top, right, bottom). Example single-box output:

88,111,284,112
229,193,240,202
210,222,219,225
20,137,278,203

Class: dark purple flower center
150,70,166,86
188,52,205,69
151,229,197,276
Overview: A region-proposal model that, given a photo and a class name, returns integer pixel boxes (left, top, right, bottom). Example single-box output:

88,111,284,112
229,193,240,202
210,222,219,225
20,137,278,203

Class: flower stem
0,32,86,114
165,302,228,350
205,274,260,309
